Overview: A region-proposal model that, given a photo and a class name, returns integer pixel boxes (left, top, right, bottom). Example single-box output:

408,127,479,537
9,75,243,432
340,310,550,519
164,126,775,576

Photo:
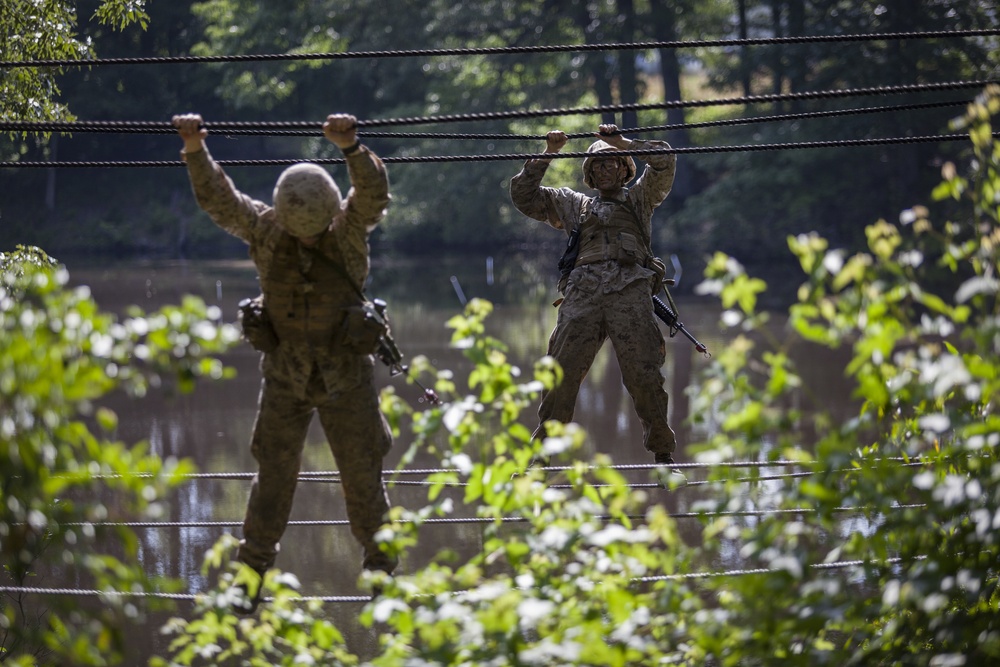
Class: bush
0,245,240,666
683,84,1000,666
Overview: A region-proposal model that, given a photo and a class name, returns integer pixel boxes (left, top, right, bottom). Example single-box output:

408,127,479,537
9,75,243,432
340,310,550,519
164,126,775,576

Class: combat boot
653,453,687,489
230,564,267,615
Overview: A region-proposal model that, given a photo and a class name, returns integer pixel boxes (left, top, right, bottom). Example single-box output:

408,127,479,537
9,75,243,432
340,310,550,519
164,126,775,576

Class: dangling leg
535,276,607,441
238,373,312,573
316,356,396,575
606,280,677,461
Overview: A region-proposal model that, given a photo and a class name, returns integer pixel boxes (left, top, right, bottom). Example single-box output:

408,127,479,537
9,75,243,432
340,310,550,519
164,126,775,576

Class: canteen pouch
238,295,279,353
340,300,389,355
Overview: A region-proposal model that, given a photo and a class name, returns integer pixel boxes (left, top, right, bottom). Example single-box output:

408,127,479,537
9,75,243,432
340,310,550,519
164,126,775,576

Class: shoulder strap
305,244,368,302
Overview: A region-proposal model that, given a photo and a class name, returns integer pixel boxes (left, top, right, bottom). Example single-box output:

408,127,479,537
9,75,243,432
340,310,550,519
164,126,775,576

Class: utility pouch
617,232,640,266
238,295,279,353
340,299,390,355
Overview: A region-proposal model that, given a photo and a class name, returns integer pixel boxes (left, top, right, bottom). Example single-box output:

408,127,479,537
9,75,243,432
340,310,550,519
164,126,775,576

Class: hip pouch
238,295,279,353
340,300,389,355
615,232,642,266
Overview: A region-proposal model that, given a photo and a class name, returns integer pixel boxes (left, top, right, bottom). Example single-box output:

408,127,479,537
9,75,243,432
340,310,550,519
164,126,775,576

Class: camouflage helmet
582,139,636,189
272,163,342,237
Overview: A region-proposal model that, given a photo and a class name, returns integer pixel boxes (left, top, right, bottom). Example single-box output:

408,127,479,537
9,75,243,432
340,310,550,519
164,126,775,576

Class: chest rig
259,234,361,347
572,195,651,269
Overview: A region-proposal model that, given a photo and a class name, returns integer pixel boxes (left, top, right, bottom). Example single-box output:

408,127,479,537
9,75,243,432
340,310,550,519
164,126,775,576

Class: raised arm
509,130,582,231
600,124,676,207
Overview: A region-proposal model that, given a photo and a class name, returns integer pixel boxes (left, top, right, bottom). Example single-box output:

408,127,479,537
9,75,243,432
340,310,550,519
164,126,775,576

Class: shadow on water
57,248,855,662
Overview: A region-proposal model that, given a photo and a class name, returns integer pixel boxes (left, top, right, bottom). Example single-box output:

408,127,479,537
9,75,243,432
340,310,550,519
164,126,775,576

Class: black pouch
556,225,582,293
340,299,389,355
238,295,279,353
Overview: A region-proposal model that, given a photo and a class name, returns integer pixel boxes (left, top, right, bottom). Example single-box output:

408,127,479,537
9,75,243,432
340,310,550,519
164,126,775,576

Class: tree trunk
770,0,785,103
574,3,616,124
738,0,752,96
787,0,806,110
619,0,639,130
648,0,693,201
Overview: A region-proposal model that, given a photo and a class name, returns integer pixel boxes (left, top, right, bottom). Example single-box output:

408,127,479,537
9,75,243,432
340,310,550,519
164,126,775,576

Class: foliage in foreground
0,245,240,666
156,89,1000,665
683,85,1000,666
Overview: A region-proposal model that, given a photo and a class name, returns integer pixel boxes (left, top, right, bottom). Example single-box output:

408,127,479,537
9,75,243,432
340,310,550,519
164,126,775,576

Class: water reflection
60,250,849,661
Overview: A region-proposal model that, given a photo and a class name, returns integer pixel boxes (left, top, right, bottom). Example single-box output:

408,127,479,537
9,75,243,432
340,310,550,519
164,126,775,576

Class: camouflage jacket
509,139,675,295
183,146,390,397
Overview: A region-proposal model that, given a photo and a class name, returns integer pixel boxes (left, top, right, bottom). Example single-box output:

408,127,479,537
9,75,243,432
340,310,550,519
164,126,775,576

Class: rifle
369,299,441,405
652,292,711,358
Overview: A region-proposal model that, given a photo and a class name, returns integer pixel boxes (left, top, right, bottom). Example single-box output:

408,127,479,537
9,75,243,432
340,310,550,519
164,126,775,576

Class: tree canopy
1,0,995,286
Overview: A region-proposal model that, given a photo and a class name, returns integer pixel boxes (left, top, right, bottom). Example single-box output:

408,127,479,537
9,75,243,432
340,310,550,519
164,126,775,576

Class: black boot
653,453,687,488
230,565,267,615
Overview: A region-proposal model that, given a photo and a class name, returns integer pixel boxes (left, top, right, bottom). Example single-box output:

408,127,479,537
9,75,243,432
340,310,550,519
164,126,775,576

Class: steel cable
58,504,927,529
0,555,922,604
3,132,989,169
2,28,997,69
1,79,991,136
81,457,908,481
0,99,971,139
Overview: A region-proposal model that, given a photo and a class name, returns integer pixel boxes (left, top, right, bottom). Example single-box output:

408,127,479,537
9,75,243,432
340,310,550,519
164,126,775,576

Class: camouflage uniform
509,139,678,460
182,144,396,575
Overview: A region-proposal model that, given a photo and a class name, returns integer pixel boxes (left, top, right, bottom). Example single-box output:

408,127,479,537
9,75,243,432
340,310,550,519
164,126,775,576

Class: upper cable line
0,99,971,139
2,28,997,69
5,133,992,169
1,79,990,136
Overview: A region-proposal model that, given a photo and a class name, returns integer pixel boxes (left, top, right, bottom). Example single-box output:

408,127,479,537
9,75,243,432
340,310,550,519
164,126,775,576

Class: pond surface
56,250,855,662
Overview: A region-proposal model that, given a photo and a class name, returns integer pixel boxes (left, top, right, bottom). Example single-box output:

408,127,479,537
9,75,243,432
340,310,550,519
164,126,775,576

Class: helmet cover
272,163,342,237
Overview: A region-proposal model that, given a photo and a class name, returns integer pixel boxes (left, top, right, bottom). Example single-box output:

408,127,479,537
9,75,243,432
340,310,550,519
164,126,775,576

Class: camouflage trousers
534,274,676,458
237,357,396,575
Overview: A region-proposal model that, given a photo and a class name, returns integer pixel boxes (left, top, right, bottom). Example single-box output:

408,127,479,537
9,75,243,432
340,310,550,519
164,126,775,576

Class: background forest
2,0,997,298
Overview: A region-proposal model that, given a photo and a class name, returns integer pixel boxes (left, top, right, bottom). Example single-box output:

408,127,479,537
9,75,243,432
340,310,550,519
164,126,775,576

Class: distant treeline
2,0,997,291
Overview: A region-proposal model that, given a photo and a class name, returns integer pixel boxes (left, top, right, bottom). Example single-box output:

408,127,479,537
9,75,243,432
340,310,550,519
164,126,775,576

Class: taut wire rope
81,456,912,480
0,98,971,139
2,78,991,135
2,28,997,69
5,132,992,169
0,555,925,604
58,504,928,530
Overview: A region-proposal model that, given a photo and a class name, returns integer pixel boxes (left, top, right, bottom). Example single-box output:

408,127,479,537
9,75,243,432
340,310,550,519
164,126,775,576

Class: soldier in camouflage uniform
509,123,681,469
173,112,396,612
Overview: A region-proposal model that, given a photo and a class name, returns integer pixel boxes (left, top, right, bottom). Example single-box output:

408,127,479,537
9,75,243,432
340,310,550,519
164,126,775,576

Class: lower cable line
0,555,924,605
58,504,926,529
